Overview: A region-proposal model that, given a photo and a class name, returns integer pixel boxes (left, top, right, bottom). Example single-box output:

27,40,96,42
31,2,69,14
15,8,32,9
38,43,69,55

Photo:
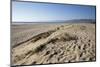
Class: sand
11,23,96,65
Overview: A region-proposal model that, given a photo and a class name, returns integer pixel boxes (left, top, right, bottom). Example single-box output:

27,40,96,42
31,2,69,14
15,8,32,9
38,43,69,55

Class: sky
12,1,96,22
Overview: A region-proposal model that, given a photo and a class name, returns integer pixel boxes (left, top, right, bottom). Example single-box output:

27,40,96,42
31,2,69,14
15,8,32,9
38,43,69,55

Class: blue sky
12,1,96,22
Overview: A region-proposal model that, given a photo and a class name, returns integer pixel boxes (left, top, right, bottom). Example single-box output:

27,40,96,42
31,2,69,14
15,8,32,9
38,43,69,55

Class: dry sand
11,23,96,65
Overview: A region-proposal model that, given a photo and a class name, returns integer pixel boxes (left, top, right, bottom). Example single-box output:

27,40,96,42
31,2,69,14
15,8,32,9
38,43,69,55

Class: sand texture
11,23,96,65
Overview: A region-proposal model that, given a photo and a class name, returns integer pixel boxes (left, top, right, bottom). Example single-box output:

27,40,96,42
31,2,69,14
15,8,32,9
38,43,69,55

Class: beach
11,23,96,65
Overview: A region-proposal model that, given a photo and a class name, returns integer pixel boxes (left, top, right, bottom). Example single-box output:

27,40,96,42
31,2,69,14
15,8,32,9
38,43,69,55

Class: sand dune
11,23,96,65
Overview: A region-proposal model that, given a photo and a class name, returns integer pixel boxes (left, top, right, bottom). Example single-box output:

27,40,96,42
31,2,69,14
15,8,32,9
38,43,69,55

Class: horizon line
12,19,96,23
